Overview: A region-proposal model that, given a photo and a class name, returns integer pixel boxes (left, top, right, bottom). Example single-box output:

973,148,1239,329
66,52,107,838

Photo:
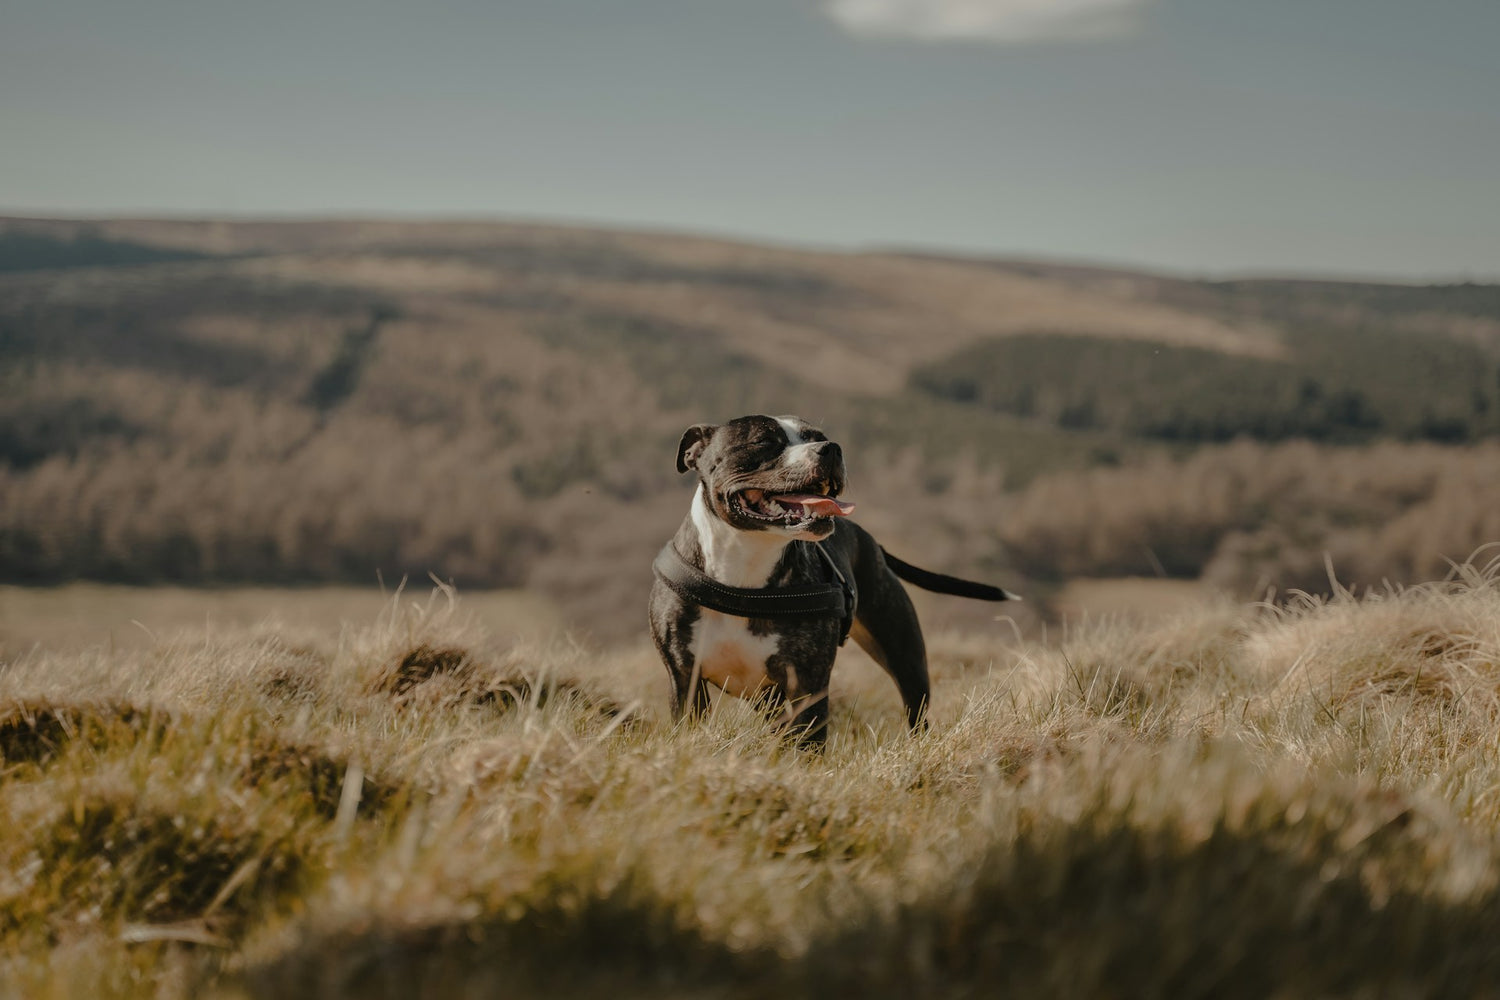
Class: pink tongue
775,493,855,518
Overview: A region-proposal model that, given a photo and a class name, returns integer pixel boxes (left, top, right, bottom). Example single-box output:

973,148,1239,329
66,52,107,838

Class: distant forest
912,328,1500,445
0,229,212,273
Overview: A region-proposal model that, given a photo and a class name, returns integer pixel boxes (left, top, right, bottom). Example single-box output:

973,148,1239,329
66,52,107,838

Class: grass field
0,584,563,658
4,560,1500,999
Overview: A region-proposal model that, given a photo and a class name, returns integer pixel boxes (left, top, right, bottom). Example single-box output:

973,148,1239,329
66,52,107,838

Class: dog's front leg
669,658,712,721
766,655,832,748
781,691,830,749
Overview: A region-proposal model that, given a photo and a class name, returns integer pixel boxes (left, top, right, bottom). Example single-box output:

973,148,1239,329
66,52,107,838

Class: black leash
652,542,855,645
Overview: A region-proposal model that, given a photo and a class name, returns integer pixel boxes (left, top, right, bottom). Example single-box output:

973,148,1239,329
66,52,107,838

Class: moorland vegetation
5,564,1500,997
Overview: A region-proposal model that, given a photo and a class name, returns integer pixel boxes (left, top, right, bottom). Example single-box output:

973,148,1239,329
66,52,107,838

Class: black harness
652,541,856,645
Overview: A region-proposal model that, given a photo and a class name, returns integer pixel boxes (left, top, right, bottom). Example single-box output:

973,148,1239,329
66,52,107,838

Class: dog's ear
676,423,717,474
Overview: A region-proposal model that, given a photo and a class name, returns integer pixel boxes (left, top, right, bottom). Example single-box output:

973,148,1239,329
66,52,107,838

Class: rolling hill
3,216,1499,634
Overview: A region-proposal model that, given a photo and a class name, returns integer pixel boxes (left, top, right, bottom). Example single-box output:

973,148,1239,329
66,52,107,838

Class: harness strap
653,542,854,644
813,543,856,645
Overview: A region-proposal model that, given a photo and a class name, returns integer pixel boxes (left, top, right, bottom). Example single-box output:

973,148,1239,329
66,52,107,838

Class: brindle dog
649,414,1015,746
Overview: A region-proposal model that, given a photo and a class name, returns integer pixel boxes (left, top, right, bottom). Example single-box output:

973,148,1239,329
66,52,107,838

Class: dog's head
676,415,853,540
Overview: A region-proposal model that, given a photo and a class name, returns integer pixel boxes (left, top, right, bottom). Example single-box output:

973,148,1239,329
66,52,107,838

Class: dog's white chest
689,610,779,696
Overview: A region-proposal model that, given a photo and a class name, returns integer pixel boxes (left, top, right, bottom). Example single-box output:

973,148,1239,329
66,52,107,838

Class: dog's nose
818,442,845,481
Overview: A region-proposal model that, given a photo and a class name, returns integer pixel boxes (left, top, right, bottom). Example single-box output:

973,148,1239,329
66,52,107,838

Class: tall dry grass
4,560,1500,998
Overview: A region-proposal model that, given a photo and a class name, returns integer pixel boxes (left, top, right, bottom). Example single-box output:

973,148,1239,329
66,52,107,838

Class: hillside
3,216,1500,633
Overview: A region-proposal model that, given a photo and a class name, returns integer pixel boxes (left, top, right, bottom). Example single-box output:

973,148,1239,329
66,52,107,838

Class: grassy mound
3,572,1500,998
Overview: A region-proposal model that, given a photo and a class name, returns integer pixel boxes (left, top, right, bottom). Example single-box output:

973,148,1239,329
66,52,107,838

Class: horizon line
2,207,1495,288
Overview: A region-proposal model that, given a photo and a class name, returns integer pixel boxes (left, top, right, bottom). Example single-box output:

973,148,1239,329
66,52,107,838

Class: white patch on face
775,415,823,478
775,416,806,445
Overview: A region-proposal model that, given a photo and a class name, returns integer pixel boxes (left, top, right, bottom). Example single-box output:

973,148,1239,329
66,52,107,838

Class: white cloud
824,0,1151,43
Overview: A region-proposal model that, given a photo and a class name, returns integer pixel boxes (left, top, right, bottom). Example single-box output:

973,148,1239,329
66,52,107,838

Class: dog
649,414,1016,746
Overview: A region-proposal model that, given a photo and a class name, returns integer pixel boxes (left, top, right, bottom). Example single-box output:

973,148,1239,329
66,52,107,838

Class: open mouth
732,486,855,527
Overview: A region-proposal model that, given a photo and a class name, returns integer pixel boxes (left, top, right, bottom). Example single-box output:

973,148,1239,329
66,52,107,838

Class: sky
2,0,1498,280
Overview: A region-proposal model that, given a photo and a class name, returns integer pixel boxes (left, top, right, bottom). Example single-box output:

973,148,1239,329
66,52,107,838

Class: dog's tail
881,549,1020,602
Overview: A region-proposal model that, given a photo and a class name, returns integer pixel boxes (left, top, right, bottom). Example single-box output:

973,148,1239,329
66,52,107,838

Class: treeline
0,229,212,273
993,440,1500,596
912,328,1500,445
